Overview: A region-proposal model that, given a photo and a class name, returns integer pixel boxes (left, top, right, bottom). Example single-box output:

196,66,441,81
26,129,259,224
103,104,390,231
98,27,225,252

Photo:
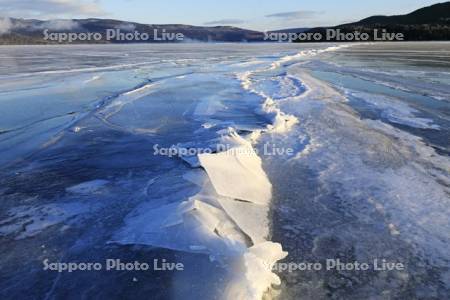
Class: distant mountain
295,2,450,42
0,18,265,44
2,2,449,45
347,1,450,26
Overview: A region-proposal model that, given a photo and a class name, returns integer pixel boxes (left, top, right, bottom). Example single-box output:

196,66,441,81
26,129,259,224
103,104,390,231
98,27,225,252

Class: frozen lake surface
0,43,449,299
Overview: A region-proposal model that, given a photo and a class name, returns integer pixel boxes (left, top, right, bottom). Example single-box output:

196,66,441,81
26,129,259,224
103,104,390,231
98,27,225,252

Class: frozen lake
0,42,449,299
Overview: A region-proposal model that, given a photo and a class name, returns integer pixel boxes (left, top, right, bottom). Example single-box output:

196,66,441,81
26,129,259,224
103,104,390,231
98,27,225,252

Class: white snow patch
0,202,89,239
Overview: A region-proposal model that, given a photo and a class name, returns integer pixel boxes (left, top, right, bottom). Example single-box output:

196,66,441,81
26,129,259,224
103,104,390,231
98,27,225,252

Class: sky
0,0,443,31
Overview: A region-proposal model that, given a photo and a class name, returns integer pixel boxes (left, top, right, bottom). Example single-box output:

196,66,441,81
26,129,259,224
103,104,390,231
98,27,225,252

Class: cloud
0,17,80,33
0,17,12,34
204,19,245,26
115,23,136,31
40,19,80,30
265,10,323,20
0,0,105,19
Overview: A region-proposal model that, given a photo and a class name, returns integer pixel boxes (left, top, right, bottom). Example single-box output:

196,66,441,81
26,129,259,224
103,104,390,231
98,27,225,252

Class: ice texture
0,203,89,239
2,43,449,300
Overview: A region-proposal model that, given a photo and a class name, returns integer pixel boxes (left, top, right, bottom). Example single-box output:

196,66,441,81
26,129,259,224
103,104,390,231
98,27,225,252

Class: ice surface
2,43,449,300
66,179,109,194
0,202,90,239
277,64,450,268
259,98,299,133
198,145,271,205
97,82,157,120
237,70,300,134
194,95,227,116
114,46,361,299
225,242,288,300
113,195,249,256
349,91,440,129
215,195,269,244
184,168,270,244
